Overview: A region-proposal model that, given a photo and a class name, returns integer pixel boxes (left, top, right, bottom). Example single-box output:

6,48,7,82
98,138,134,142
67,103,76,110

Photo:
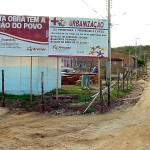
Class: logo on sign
51,17,66,26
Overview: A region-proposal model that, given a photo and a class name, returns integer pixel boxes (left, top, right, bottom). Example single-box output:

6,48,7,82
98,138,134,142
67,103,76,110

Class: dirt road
0,64,150,150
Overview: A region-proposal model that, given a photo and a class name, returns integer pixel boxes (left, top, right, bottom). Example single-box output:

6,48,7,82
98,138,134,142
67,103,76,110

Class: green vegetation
112,45,150,56
50,84,133,103
0,93,36,110
49,85,96,103
110,85,133,100
1,93,35,101
137,58,145,66
0,83,133,112
1,84,133,103
112,45,150,66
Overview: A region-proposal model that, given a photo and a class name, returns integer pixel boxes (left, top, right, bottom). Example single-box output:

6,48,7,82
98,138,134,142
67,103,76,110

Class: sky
0,0,150,47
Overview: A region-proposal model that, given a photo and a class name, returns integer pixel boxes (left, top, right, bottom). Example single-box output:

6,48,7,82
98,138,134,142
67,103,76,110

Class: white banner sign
0,15,49,56
49,17,108,58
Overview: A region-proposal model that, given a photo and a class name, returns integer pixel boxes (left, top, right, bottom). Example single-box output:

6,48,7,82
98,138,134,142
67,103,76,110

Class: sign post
30,56,32,102
56,57,59,100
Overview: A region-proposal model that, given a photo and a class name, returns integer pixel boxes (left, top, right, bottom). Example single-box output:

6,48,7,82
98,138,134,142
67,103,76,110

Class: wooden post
100,77,104,112
98,59,101,92
122,67,125,91
98,59,101,108
2,70,5,107
89,59,93,73
126,71,129,90
98,59,104,112
30,56,33,102
56,57,59,100
130,70,133,85
41,72,45,112
117,69,120,98
145,59,147,75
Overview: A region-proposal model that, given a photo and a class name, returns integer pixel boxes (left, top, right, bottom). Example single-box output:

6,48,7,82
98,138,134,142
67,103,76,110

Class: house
111,52,134,68
65,52,134,72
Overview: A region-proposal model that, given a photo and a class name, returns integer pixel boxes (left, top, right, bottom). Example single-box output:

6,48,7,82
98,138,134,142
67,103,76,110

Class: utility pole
106,0,111,107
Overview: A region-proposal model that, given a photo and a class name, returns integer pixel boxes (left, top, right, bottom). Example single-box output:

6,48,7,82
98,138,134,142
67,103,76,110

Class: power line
80,0,106,19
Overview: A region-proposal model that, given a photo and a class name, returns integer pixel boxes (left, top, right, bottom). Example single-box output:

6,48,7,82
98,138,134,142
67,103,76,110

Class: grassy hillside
112,45,150,58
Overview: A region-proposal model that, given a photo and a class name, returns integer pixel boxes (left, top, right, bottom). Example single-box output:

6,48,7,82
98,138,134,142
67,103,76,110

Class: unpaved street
0,64,150,150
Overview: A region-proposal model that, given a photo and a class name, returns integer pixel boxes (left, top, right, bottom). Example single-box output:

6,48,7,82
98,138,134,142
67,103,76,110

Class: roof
111,52,133,66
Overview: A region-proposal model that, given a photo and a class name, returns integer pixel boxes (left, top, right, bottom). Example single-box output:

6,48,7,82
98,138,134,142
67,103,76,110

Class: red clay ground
0,63,150,150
